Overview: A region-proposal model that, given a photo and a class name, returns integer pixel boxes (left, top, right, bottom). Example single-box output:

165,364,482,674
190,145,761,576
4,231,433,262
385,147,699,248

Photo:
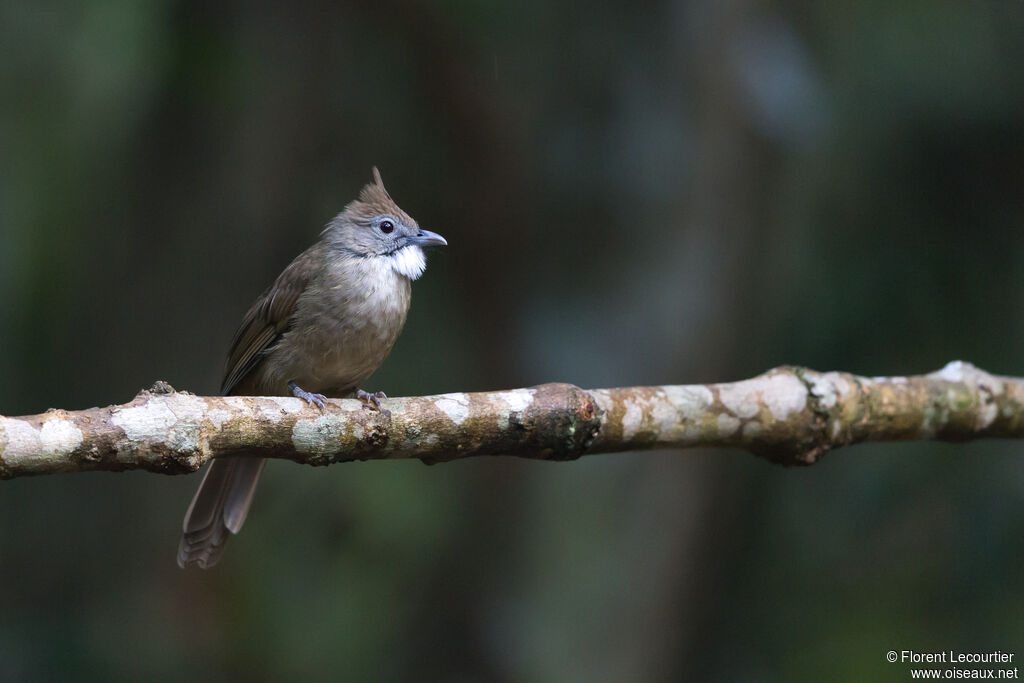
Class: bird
177,168,446,568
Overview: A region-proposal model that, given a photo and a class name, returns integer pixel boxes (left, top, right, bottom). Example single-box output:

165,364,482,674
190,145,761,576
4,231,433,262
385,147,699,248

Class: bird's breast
266,257,413,394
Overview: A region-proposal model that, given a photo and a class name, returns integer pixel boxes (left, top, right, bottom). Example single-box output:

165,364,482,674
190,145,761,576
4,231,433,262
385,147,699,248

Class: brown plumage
178,168,446,568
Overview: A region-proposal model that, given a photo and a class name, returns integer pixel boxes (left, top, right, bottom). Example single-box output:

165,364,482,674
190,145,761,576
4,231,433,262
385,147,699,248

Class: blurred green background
2,1,1024,681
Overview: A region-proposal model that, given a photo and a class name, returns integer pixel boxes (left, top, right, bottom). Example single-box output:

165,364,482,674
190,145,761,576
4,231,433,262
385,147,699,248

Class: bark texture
1,361,1020,479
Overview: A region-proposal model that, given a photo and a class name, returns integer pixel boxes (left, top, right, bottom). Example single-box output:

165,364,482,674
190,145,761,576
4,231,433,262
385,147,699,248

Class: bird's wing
220,246,319,395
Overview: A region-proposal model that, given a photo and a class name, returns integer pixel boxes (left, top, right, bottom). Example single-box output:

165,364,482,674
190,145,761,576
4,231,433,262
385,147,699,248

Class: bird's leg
356,389,391,416
288,381,327,410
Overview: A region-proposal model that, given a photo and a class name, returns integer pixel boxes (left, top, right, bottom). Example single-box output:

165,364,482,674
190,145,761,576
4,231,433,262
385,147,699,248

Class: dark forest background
2,1,1023,681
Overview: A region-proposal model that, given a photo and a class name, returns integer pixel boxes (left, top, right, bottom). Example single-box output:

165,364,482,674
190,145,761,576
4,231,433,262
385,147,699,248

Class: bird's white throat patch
388,245,426,280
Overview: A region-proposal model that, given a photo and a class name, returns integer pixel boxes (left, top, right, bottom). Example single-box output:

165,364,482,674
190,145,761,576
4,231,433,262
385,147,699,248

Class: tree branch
1,361,1021,479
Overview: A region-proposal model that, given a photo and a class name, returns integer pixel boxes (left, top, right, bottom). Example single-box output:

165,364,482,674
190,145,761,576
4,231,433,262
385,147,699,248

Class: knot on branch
144,380,177,396
524,383,604,461
745,367,860,467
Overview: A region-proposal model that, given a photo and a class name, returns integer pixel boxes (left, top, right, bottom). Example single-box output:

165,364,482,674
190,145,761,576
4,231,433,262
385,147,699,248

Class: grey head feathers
323,168,442,280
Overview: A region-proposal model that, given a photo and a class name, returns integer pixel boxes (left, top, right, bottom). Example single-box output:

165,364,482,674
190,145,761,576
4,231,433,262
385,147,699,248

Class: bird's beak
410,229,447,247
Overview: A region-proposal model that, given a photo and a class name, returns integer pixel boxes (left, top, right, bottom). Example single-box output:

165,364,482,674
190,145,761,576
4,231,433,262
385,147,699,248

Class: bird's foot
289,381,327,410
356,389,391,417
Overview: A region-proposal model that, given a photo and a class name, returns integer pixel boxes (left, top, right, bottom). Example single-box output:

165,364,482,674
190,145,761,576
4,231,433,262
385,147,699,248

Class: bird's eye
379,220,394,234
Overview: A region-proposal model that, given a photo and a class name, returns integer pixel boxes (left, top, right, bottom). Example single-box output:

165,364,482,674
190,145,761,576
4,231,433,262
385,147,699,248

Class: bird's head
325,168,446,280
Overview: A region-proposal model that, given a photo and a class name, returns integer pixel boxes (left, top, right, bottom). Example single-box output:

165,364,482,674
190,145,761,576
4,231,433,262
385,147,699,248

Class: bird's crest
347,167,414,224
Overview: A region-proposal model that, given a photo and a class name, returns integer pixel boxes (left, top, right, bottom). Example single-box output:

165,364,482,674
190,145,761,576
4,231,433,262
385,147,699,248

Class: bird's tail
177,456,266,569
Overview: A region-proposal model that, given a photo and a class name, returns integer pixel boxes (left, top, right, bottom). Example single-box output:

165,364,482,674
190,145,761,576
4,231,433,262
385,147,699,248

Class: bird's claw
356,389,390,416
289,382,327,411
